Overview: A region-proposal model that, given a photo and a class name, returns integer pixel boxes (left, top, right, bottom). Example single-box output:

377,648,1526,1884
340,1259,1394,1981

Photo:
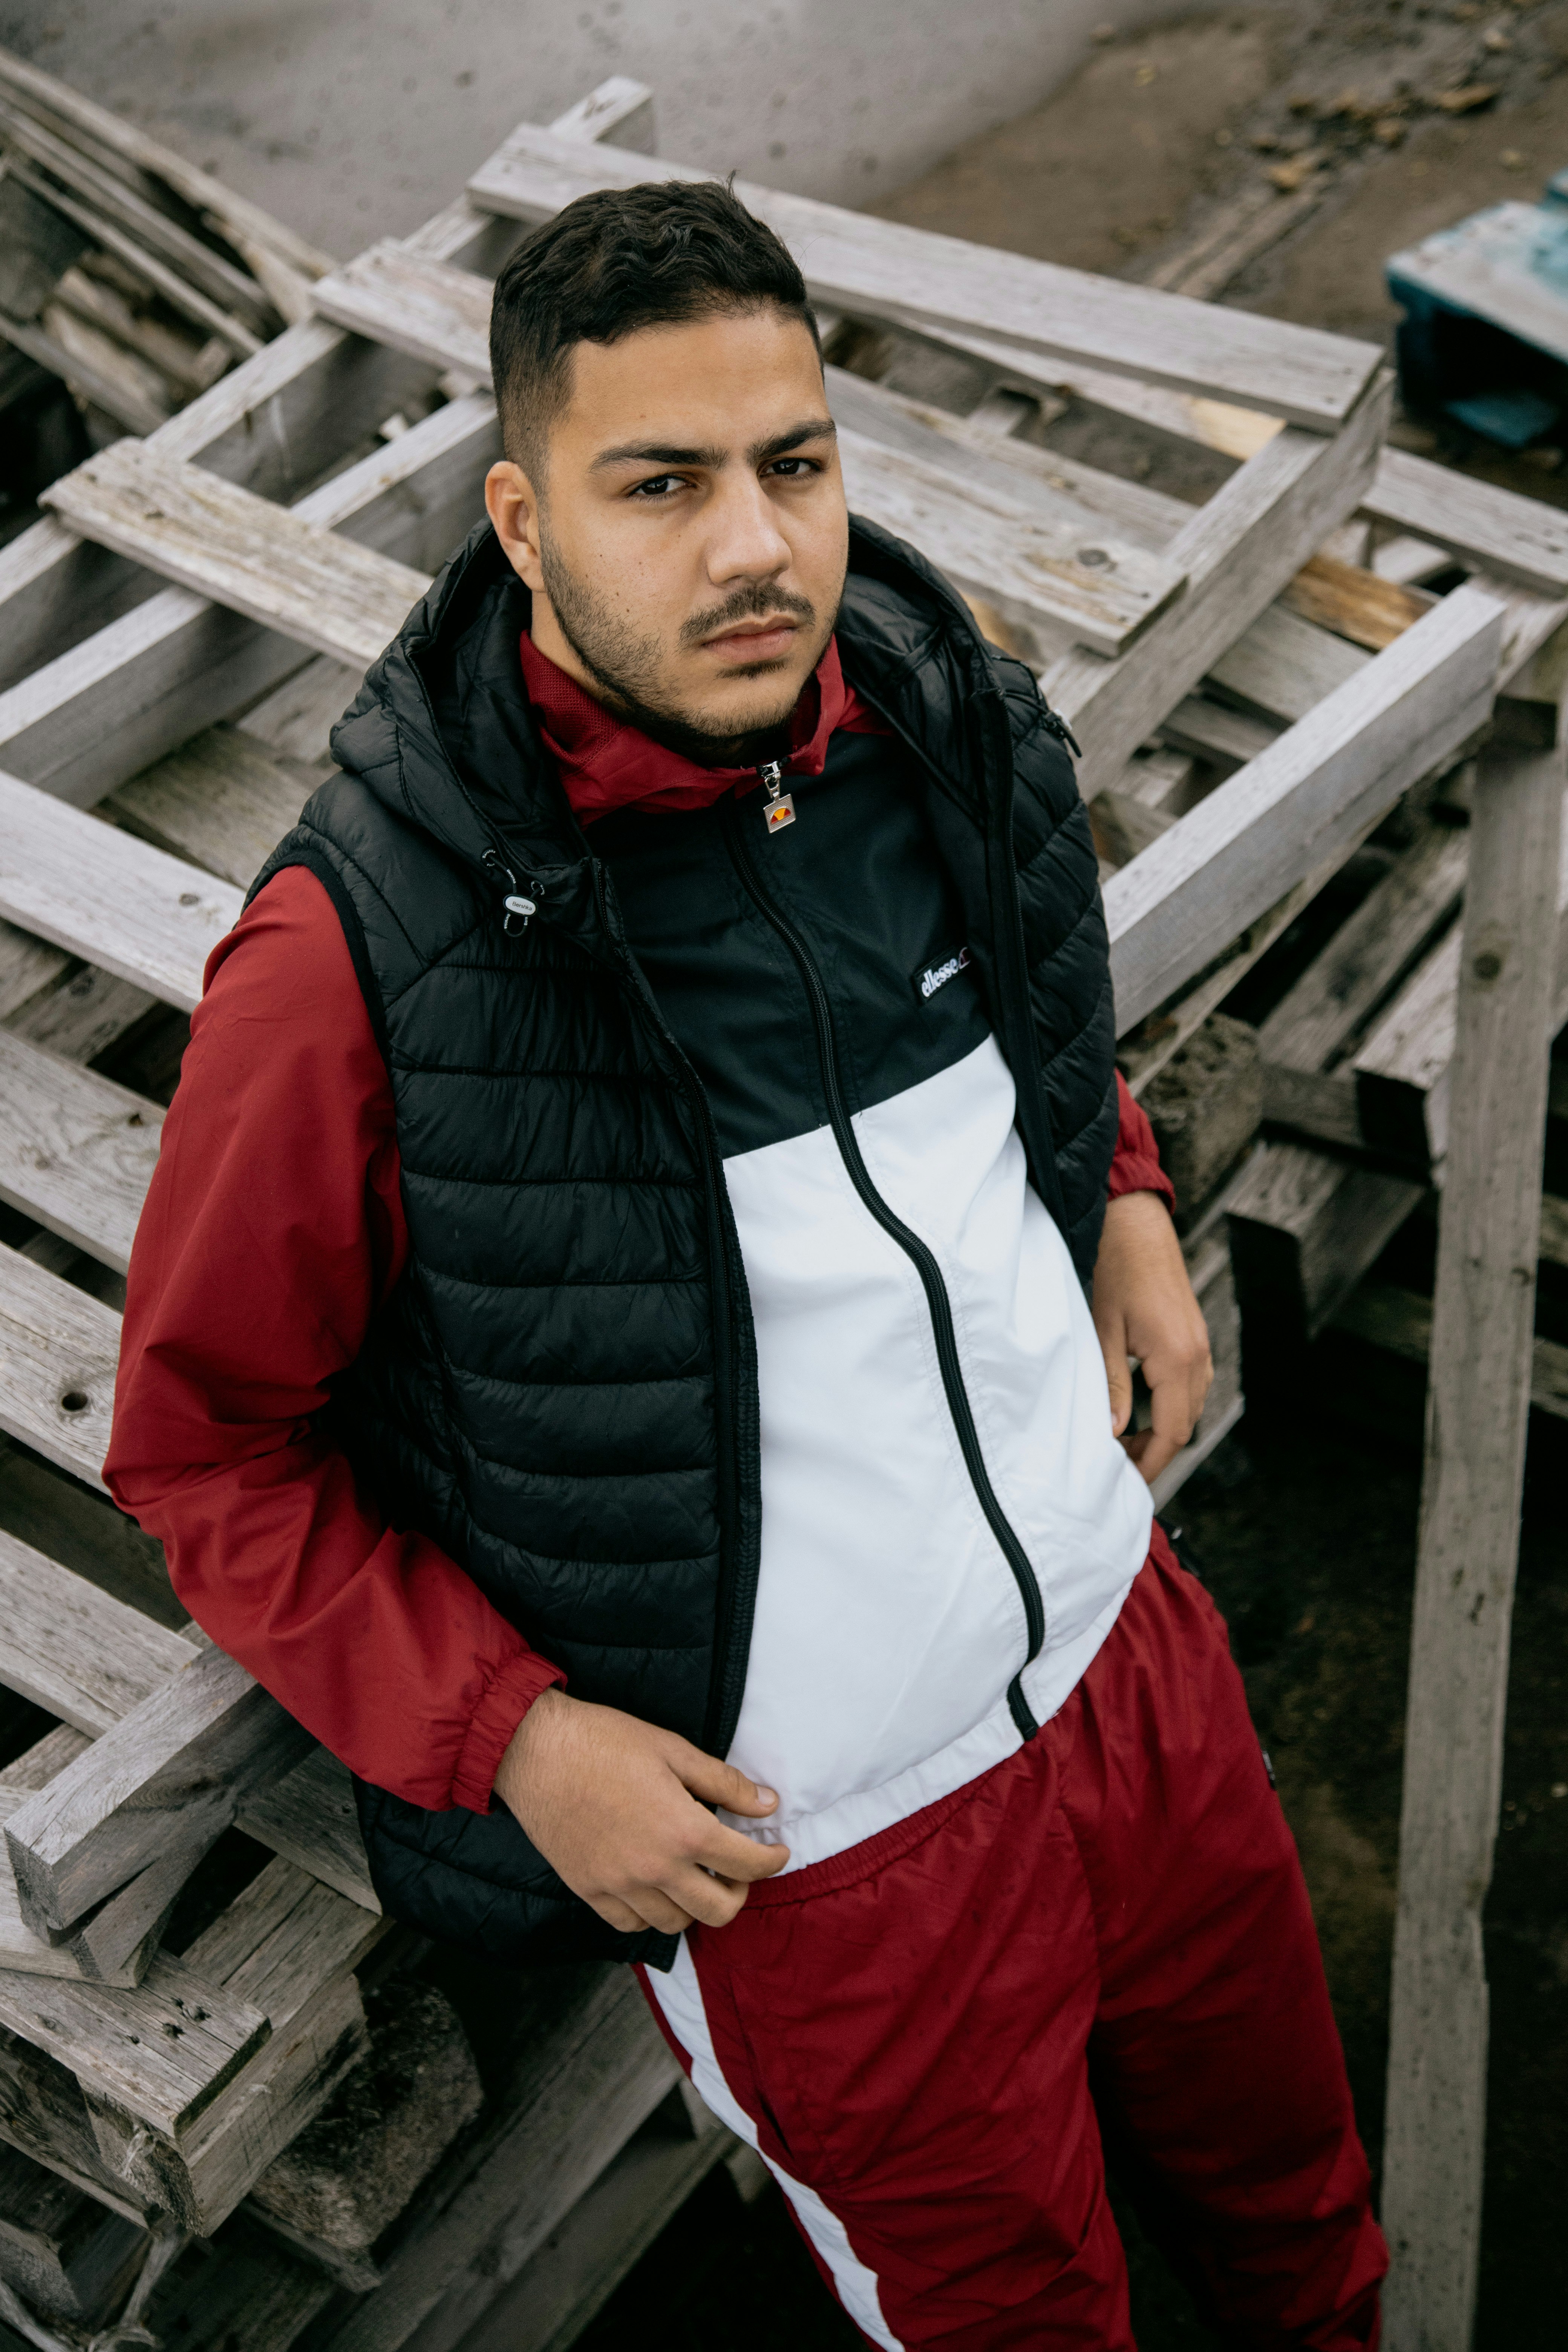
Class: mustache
681,581,816,648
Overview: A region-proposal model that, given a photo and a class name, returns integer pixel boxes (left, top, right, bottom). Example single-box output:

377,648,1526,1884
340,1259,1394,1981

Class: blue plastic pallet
1387,182,1568,446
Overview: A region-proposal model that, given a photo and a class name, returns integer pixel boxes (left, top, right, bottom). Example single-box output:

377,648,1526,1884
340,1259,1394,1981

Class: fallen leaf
1482,26,1513,51
1267,151,1326,190
1374,118,1407,146
1501,147,1527,168
1432,84,1502,113
1134,62,1156,86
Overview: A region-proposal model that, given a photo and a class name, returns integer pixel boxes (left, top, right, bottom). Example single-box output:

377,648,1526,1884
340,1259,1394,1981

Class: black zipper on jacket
723,796,1045,1741
586,862,763,1762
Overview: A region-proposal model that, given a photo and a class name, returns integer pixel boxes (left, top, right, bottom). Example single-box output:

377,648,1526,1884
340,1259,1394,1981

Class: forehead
557,306,826,451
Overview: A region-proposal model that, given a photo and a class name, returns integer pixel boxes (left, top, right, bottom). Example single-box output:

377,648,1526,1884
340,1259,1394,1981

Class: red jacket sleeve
104,866,564,1814
1107,1070,1176,1215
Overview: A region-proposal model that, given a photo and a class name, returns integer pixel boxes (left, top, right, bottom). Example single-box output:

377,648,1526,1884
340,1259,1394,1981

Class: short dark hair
488,178,821,475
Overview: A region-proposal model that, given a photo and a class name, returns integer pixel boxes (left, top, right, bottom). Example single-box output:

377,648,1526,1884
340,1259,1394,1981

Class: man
109,181,1386,2347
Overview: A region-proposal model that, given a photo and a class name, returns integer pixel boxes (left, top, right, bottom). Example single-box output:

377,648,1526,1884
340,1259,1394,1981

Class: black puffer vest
252,515,1117,1969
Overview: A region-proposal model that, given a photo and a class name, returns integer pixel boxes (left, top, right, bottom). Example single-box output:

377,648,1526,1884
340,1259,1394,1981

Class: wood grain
4,1644,312,1934
0,1031,161,1272
1049,373,1391,804
40,441,431,674
0,1526,196,1734
1105,586,1503,1035
468,125,1383,429
0,1240,116,1488
1381,697,1565,2347
107,726,320,891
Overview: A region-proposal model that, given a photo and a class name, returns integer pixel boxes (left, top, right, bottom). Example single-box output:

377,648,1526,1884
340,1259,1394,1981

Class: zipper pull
1039,704,1083,760
757,758,796,835
482,848,539,934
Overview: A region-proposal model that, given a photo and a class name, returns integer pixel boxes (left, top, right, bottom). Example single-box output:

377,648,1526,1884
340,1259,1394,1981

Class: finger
590,1891,657,1935
663,1867,749,1929
1098,1329,1134,1436
629,1887,697,1935
669,1743,780,1819
1130,1374,1193,1483
692,1819,792,1882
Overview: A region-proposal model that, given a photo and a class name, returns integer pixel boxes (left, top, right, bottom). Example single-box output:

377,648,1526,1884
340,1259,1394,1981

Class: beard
538,521,836,769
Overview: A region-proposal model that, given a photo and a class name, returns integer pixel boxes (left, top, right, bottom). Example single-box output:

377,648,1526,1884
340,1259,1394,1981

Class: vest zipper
724,794,1046,1740
585,861,761,1762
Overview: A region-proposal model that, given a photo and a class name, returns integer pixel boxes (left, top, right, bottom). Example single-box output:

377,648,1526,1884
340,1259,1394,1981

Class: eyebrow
589,416,838,472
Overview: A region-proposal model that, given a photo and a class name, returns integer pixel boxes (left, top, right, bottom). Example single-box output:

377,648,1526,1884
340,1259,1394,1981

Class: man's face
485,305,848,761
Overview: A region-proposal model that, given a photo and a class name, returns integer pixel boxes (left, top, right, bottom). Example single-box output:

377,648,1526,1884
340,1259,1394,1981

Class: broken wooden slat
0,771,240,1010
1049,375,1391,805
5,1642,312,1935
40,442,432,674
0,1241,116,1489
0,302,168,437
467,124,1383,430
0,1032,161,1273
1106,586,1503,1035
1354,838,1568,1167
3,962,157,1067
1158,695,1279,774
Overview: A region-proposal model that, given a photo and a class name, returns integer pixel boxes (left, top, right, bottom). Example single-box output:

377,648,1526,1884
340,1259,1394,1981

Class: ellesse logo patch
913,945,972,1001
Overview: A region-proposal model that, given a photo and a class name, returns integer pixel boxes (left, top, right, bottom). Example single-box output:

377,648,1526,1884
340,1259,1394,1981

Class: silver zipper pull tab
757,758,796,836
483,848,539,933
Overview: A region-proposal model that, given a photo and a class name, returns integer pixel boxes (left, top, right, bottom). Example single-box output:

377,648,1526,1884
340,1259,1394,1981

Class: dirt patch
874,14,1288,278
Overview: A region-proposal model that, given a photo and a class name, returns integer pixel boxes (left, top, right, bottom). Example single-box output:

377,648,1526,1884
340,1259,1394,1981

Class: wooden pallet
2,58,1566,2352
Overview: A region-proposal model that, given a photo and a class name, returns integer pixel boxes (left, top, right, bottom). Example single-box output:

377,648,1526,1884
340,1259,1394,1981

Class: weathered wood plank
1258,824,1470,1085
0,1242,116,1490
0,2139,147,2323
468,126,1383,429
0,387,498,808
1207,600,1368,723
5,1645,311,1935
1277,551,1432,654
1048,373,1392,804
89,1860,386,2234
836,429,1186,657
0,772,240,1011
107,727,320,891
234,1749,378,1916
0,1527,196,1733
0,1033,161,1273
1226,1143,1425,1355
40,443,431,674
1105,586,1503,1035
0,1952,270,2143
1381,694,1565,2349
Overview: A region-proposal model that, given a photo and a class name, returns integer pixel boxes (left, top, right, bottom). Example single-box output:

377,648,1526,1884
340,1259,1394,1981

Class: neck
529,594,794,772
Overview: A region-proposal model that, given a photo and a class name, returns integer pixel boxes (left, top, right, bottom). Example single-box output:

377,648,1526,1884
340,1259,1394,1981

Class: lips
702,619,800,661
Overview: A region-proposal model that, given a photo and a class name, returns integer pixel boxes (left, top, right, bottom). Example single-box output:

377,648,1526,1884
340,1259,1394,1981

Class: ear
485,459,547,593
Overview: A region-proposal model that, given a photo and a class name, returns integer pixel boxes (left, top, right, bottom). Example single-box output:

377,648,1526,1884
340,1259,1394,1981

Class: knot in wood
1472,948,1504,983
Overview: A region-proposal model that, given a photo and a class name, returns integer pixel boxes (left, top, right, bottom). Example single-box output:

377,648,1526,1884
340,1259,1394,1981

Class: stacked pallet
0,44,331,542
0,63,1563,2352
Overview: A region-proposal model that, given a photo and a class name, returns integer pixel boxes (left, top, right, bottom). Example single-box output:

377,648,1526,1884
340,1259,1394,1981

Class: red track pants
640,1531,1386,2349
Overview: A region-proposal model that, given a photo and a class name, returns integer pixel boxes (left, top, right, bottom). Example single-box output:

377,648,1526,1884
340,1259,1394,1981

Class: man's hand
1092,1190,1213,1485
493,1689,789,1935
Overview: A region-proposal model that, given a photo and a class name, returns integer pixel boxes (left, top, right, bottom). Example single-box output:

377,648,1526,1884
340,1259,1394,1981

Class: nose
703,468,792,588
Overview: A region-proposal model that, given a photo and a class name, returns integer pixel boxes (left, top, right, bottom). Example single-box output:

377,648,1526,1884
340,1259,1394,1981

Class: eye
765,456,821,480
627,473,688,499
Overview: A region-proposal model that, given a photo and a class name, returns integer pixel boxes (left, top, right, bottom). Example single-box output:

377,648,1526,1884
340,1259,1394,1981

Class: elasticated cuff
451,1646,568,1813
